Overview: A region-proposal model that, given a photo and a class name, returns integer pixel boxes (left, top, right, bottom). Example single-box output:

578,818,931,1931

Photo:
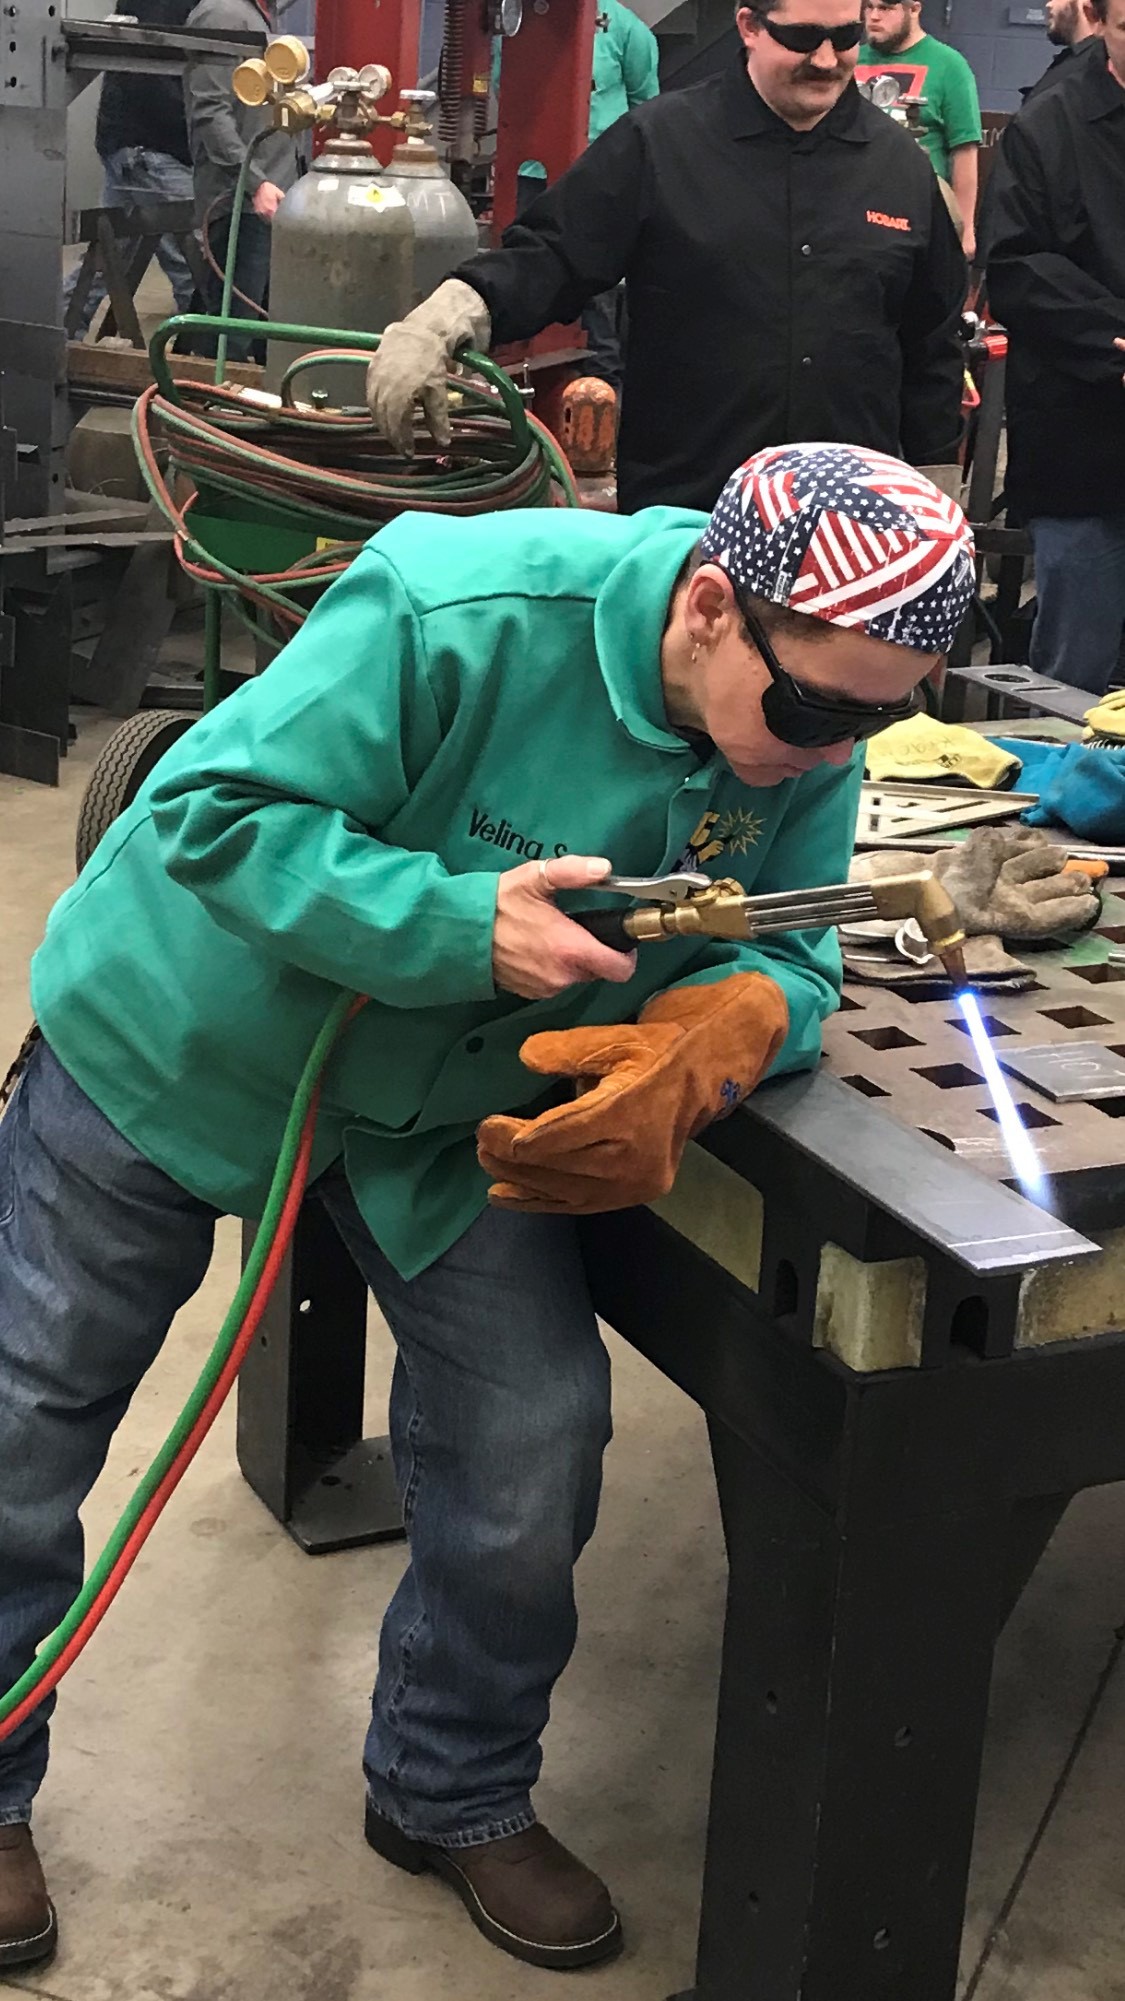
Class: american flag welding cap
700,443,976,655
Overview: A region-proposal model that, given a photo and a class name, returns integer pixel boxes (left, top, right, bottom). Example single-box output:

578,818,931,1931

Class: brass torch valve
575,869,968,986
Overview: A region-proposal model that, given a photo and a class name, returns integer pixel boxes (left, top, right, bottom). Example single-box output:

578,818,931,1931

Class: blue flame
956,990,1047,1199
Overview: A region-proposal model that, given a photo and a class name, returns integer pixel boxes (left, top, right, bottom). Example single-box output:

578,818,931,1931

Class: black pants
189,208,272,362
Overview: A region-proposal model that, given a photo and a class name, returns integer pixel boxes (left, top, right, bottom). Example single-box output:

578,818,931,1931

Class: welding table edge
944,663,1093,725
730,1068,1097,1274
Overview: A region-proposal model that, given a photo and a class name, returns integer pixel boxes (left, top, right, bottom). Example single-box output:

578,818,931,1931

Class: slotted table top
821,886,1125,1187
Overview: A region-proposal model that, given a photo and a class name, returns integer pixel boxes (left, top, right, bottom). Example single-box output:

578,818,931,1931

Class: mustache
792,60,849,80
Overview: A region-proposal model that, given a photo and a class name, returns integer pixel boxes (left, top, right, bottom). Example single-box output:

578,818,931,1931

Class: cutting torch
575,869,968,987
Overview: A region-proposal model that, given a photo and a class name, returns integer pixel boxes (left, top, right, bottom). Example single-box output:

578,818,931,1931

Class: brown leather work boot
0,1825,57,1970
365,1802,622,1970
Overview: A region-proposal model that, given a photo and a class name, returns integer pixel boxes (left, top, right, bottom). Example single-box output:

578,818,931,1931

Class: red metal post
314,0,422,163
492,0,597,237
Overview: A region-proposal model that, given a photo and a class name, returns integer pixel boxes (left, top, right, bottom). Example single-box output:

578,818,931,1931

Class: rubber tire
75,709,194,873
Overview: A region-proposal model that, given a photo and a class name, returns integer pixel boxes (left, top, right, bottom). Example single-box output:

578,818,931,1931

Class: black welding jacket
454,58,966,512
1019,34,1100,107
987,43,1125,521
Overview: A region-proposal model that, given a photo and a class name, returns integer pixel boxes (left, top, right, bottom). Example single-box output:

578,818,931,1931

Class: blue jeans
0,1041,611,1843
63,146,196,333
1028,514,1125,696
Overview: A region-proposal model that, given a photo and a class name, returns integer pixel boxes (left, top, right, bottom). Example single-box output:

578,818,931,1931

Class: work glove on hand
365,279,492,457
932,828,1100,940
476,972,788,1216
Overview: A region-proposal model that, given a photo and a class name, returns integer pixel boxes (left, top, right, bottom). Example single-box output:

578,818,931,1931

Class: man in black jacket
366,0,966,515
1022,0,1104,104
987,14,1125,694
64,0,197,335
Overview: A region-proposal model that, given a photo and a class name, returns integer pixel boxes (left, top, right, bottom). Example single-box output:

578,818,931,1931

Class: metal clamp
599,871,712,904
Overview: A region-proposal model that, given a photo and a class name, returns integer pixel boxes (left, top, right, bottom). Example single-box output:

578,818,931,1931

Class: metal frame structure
0,11,262,779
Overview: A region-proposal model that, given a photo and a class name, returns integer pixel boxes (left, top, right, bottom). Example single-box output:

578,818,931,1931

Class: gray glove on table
365,279,492,457
931,829,1100,939
914,463,964,505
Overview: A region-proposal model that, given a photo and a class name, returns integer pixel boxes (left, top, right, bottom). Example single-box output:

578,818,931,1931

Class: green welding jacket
31,506,863,1279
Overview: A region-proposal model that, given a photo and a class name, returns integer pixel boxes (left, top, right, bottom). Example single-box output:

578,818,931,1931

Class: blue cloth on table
989,737,1125,841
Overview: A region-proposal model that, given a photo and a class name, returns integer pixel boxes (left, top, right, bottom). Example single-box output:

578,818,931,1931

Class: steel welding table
235,879,1125,2001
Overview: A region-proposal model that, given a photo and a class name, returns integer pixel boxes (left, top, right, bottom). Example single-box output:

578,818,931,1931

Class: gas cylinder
266,134,415,403
376,135,480,306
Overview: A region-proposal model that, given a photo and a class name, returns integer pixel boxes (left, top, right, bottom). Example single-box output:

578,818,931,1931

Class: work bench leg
235,1198,403,1555
679,1415,1007,2001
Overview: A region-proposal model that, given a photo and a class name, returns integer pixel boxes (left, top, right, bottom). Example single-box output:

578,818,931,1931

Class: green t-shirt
856,33,982,181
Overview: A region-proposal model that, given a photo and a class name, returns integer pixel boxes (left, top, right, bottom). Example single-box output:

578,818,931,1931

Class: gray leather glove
915,463,965,505
932,828,1100,939
365,279,492,457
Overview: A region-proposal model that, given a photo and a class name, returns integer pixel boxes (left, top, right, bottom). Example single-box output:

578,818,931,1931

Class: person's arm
986,117,1125,386
941,53,982,264
452,111,650,345
897,174,967,468
146,548,634,1004
621,12,660,108
183,50,269,191
654,753,865,1077
145,548,502,1008
948,145,979,264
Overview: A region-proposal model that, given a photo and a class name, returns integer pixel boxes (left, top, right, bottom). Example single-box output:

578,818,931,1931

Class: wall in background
923,0,1055,112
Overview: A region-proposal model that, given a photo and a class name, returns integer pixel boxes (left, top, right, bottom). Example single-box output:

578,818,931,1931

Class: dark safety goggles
760,15,863,53
733,585,920,749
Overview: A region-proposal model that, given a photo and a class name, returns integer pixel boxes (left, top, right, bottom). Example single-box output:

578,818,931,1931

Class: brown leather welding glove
477,972,788,1216
932,829,1100,939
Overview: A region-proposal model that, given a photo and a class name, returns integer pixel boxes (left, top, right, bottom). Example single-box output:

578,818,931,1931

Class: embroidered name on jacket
867,210,911,232
469,805,567,861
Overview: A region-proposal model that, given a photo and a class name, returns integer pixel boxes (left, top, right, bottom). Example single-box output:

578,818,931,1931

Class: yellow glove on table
1084,689,1125,744
865,714,1022,790
477,973,788,1216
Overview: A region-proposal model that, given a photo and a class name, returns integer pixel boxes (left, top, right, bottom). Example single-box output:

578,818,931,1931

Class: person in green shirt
507,0,659,389
0,447,973,1978
859,0,983,261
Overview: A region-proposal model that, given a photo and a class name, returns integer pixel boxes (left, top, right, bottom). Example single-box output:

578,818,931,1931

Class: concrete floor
3,717,1125,2001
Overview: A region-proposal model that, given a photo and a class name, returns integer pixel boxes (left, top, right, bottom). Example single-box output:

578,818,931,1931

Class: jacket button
466,1035,484,1054
801,242,812,256
801,354,813,367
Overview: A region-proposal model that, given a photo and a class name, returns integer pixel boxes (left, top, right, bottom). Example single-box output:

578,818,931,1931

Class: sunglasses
759,15,864,53
732,583,920,749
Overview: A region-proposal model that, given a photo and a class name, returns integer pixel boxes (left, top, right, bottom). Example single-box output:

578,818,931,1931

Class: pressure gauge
868,74,903,110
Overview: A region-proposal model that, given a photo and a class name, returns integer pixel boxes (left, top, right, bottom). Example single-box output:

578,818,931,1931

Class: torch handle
571,907,638,952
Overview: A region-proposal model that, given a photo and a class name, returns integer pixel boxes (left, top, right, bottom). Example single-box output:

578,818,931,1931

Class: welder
0,446,973,1975
366,0,968,513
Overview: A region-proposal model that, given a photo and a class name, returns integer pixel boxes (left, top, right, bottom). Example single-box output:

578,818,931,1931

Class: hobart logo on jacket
867,209,911,232
469,804,568,861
